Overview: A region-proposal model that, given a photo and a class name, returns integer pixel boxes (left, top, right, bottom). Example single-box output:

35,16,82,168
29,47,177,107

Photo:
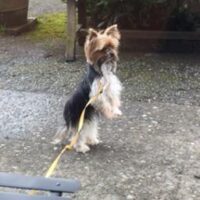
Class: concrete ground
0,1,200,199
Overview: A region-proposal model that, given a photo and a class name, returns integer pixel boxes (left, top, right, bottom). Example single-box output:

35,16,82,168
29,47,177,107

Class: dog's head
84,24,121,73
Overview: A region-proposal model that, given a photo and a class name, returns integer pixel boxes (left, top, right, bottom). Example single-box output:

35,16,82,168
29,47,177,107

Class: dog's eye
102,44,114,52
102,47,109,52
95,47,107,53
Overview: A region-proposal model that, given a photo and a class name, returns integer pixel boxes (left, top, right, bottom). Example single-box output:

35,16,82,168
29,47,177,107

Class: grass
26,12,66,40
0,25,5,34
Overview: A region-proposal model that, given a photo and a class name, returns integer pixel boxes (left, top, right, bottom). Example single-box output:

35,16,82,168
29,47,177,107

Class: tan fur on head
104,24,121,40
84,24,121,65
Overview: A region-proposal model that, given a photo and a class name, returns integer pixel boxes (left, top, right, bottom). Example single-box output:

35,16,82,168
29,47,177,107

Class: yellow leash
45,81,103,178
30,81,103,195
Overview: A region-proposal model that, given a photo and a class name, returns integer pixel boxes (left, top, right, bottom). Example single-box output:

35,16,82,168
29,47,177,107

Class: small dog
53,24,122,153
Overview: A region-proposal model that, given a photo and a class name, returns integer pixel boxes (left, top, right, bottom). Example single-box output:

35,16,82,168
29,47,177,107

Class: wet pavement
0,1,200,200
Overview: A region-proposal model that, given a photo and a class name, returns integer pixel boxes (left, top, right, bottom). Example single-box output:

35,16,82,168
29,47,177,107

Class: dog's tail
51,126,68,145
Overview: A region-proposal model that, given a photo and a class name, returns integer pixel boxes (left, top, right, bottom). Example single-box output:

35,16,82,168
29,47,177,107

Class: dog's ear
104,24,121,40
87,28,98,41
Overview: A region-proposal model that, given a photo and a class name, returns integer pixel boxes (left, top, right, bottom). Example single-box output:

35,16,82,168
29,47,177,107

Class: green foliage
86,0,168,29
0,25,5,33
168,6,197,31
86,0,199,30
26,12,66,40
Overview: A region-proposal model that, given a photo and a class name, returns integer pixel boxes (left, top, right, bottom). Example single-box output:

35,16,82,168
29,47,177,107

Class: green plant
167,1,199,31
86,0,170,29
25,12,66,40
85,0,200,30
0,25,5,33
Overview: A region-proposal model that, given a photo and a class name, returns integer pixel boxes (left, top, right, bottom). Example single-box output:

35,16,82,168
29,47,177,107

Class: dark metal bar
0,173,80,193
0,192,70,200
50,191,62,196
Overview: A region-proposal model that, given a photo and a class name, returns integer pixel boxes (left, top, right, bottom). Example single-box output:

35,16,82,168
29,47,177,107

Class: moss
26,12,66,40
0,25,5,34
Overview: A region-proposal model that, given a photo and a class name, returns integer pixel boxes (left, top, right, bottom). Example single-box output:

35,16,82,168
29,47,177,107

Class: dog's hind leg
52,126,68,145
85,119,100,146
73,120,99,153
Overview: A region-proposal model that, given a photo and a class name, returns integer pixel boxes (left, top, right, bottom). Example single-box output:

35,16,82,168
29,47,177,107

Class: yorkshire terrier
53,24,122,153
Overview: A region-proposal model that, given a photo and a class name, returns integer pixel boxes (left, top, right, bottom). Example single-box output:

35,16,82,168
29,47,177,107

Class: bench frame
0,172,80,200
